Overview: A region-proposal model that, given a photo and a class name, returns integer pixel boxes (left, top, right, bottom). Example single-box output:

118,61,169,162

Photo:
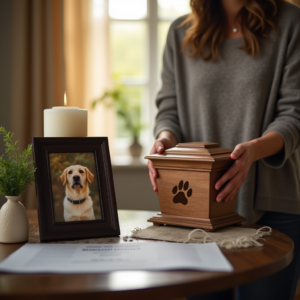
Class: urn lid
145,142,232,162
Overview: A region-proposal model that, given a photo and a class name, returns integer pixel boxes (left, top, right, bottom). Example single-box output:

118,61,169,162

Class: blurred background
0,0,299,211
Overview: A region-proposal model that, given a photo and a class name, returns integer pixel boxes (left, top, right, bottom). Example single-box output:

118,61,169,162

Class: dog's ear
86,168,94,183
60,168,68,185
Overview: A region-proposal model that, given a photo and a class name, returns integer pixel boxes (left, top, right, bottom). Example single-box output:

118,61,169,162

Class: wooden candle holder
145,142,245,231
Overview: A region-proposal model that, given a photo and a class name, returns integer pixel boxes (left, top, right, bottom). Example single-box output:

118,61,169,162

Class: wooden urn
145,142,245,231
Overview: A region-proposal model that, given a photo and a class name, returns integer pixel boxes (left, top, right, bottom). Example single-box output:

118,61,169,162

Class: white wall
112,165,160,211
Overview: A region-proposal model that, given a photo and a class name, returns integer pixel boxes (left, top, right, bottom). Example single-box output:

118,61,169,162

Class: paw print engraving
172,180,192,205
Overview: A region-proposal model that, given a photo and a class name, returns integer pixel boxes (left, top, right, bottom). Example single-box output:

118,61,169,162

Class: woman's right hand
148,131,177,195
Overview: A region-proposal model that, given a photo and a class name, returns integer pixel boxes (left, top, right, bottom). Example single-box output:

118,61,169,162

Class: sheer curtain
9,0,65,209
64,0,115,153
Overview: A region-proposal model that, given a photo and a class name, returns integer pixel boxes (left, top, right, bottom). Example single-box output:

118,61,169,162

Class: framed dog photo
32,137,120,242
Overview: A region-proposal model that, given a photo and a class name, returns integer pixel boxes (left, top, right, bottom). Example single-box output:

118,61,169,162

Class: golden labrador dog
60,165,95,222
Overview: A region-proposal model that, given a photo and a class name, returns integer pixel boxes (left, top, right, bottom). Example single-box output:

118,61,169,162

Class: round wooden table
0,210,293,300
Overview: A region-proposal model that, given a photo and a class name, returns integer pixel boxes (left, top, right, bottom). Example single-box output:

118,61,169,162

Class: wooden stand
148,213,245,232
145,142,246,231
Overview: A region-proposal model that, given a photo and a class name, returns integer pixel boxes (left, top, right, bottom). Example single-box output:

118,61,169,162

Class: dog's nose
73,175,80,181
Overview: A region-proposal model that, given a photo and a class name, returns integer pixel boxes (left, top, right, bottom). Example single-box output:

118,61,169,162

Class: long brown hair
181,0,282,61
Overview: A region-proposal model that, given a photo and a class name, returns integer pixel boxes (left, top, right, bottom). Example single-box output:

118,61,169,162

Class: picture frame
32,137,120,242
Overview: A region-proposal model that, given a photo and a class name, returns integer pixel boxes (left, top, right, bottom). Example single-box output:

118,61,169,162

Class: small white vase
0,196,29,243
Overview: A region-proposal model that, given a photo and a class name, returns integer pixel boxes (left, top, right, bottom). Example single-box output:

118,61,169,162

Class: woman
148,0,300,299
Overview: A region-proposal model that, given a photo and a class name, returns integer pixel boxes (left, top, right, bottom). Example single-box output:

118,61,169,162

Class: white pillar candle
44,93,88,137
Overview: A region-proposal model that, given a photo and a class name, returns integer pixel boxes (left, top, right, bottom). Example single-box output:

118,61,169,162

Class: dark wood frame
32,137,120,242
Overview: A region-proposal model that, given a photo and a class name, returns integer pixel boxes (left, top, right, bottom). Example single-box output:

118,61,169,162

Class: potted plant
92,86,145,157
0,127,36,243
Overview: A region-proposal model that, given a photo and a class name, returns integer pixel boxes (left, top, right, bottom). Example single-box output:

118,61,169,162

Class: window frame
107,0,190,157
107,0,157,156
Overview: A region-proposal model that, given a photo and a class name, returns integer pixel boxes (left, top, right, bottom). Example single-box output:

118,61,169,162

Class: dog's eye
68,171,72,174
79,170,84,174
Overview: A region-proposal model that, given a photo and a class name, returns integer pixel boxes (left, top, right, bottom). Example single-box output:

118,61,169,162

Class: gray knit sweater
154,2,300,223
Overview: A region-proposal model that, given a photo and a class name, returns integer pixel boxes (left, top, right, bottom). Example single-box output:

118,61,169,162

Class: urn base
148,212,246,232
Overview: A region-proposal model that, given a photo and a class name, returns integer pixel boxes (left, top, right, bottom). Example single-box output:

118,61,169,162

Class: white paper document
0,242,233,273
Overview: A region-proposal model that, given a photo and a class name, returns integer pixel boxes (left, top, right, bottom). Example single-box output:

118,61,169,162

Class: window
94,0,190,156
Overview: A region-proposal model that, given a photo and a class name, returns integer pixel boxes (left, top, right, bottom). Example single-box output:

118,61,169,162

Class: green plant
92,86,145,140
0,127,36,196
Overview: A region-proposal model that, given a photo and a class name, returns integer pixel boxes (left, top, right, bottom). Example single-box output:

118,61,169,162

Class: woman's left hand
214,141,256,203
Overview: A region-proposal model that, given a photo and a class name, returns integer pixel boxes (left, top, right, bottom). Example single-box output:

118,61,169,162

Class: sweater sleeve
262,16,300,169
154,23,182,143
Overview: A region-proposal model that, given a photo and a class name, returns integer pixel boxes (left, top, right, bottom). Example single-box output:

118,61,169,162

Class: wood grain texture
147,212,245,231
150,156,234,171
164,146,232,156
209,170,238,219
0,210,293,300
152,159,215,170
177,142,220,148
157,169,210,218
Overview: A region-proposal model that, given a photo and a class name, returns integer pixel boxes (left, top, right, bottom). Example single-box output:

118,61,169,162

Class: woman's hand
214,141,256,203
148,131,177,194
214,131,284,202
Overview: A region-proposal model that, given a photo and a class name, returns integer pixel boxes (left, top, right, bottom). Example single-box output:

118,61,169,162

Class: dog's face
60,165,94,193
